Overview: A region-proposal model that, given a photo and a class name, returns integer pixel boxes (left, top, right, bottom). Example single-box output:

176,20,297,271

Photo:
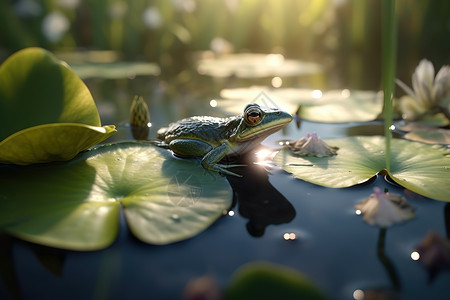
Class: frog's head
233,103,292,142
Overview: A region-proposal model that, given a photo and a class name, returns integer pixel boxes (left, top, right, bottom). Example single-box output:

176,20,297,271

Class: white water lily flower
396,59,450,120
286,132,338,157
355,187,415,228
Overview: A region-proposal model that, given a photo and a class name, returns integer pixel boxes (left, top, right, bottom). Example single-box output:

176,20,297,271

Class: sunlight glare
255,149,273,161
311,89,323,99
271,76,283,88
209,99,218,107
341,89,351,98
265,53,284,66
411,251,420,261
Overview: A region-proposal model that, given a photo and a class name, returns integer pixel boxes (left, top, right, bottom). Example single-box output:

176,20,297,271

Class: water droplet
171,214,180,222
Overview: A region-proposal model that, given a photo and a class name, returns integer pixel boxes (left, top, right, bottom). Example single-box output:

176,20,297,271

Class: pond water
1,67,449,300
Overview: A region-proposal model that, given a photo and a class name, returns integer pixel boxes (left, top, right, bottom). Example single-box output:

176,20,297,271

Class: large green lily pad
0,142,232,250
215,87,383,122
274,136,450,202
0,47,116,165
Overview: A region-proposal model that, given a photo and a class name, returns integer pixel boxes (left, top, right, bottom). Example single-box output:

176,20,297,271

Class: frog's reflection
225,151,296,237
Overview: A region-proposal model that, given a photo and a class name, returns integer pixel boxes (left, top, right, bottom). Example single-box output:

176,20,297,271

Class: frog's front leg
201,142,243,177
168,139,242,177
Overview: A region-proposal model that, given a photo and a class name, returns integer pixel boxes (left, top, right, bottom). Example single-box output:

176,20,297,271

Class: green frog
156,103,292,177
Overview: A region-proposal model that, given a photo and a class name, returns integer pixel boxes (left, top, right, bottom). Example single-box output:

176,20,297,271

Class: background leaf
215,87,383,122
224,262,327,300
0,142,232,250
274,136,450,201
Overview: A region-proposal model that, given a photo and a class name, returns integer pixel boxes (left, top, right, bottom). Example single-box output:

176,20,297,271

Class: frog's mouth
236,115,292,142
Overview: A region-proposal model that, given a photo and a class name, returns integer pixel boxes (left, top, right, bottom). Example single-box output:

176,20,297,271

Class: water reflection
225,150,296,237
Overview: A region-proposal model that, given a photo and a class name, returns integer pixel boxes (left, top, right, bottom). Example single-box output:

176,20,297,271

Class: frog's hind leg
169,139,212,157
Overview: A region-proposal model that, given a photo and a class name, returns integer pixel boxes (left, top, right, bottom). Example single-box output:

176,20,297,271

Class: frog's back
157,116,239,145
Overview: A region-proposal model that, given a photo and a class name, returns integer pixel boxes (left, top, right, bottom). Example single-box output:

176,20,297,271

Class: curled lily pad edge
0,123,117,165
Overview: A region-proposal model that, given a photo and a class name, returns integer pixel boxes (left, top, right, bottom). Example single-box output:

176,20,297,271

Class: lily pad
0,142,232,250
404,128,450,145
215,86,383,122
0,47,116,165
274,136,450,202
0,123,116,165
224,262,327,300
69,62,161,79
197,53,322,78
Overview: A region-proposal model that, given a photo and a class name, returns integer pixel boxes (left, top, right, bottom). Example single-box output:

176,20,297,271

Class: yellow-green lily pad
274,136,450,202
0,123,116,165
0,47,116,165
215,87,383,122
0,142,232,250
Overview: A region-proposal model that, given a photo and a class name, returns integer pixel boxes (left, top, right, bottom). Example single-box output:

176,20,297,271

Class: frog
156,103,292,177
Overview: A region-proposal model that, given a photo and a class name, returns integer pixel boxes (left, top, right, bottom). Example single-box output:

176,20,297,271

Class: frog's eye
244,107,263,125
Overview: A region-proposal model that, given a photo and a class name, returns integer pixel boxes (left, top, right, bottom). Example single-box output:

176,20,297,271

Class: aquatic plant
396,59,450,122
355,187,415,228
274,136,450,202
285,133,338,157
130,95,151,140
0,47,116,165
0,142,232,250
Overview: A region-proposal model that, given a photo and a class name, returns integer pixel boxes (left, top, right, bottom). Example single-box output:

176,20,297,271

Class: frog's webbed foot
215,163,247,177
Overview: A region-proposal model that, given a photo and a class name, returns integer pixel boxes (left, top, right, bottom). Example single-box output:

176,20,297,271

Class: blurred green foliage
0,0,448,89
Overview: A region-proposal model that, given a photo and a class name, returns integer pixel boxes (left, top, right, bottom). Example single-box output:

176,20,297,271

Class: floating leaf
215,87,383,122
274,136,450,202
0,124,116,165
224,262,327,300
0,142,232,250
198,53,321,78
0,47,116,165
404,128,450,145
69,62,161,79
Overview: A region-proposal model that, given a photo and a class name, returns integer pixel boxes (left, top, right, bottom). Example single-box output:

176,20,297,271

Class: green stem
377,228,401,291
381,0,397,172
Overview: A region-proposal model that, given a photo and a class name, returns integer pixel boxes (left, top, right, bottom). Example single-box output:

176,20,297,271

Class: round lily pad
0,47,116,165
274,136,450,202
0,142,232,250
